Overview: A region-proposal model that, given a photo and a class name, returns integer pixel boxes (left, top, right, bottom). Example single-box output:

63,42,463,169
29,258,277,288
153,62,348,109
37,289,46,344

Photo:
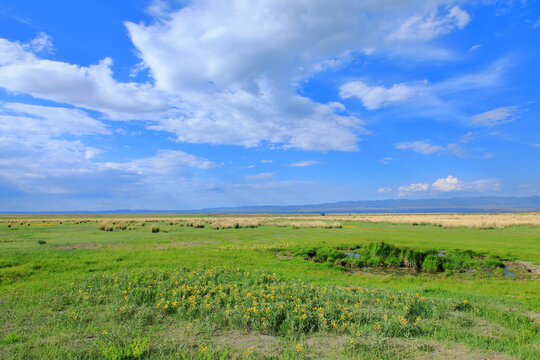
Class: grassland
0,214,539,359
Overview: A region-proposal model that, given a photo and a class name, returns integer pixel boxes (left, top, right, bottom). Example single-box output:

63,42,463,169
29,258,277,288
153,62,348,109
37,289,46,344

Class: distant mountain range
191,196,540,213
2,196,540,214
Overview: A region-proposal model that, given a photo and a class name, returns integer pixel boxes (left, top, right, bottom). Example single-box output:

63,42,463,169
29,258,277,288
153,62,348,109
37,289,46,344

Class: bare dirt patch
212,330,282,357
390,338,516,360
275,252,295,260
513,261,540,276
304,333,349,358
57,243,99,251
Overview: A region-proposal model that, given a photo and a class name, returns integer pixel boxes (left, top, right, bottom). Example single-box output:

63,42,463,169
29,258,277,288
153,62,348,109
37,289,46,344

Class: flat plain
0,213,539,359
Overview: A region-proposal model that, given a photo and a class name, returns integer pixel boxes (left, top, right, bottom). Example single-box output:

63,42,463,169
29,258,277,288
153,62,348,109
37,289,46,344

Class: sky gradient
0,0,539,211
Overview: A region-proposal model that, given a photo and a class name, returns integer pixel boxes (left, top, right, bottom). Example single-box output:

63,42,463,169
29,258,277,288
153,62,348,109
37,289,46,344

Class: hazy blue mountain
191,196,540,213
4,196,539,214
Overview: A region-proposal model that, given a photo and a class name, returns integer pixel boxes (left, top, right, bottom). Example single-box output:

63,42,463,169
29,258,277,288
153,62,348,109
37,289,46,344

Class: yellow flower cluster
76,266,427,339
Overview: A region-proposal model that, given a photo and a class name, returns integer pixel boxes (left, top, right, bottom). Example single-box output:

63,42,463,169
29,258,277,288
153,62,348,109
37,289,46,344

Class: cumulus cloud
395,141,443,155
398,175,500,196
149,85,365,151
339,81,415,110
289,160,320,167
389,6,470,41
0,1,472,152
0,102,109,137
377,187,393,193
0,38,166,119
398,183,430,194
469,106,518,127
0,102,110,188
123,0,466,150
0,101,215,195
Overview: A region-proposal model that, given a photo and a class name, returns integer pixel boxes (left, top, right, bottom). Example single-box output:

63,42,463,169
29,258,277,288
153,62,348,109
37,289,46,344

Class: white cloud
0,1,472,153
380,157,394,165
397,175,500,196
339,81,415,110
470,44,481,51
122,0,466,150
398,183,430,194
340,57,510,116
377,187,393,193
0,38,166,119
389,6,470,41
148,84,365,151
289,160,320,167
260,160,273,164
0,102,109,137
245,172,276,180
431,175,461,192
469,106,518,127
103,150,215,175
0,101,215,196
395,141,443,154
459,131,476,143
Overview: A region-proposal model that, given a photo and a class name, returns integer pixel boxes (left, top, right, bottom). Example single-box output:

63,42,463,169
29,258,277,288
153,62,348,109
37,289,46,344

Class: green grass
0,218,539,359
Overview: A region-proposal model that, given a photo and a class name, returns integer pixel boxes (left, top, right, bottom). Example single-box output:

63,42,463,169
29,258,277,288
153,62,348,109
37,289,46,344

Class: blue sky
0,0,539,211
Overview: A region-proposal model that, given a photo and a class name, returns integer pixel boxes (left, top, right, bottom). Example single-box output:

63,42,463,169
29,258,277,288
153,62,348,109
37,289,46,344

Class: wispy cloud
288,160,320,167
339,81,415,110
245,172,276,180
395,141,443,155
388,6,470,41
469,106,518,127
380,157,394,165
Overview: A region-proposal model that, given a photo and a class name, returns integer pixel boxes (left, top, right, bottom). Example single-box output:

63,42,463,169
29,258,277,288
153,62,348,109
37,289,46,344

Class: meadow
0,214,539,359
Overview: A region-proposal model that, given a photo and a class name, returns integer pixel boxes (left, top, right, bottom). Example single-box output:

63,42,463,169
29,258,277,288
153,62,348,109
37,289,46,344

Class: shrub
99,221,113,231
37,240,46,245
115,221,128,230
151,226,160,233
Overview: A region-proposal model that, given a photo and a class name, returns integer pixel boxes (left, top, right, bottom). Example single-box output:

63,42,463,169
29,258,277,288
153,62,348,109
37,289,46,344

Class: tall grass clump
298,242,506,274
99,221,114,231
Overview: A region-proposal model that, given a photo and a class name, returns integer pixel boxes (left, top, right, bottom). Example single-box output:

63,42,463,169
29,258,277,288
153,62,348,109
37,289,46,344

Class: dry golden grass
330,213,540,229
2,212,539,229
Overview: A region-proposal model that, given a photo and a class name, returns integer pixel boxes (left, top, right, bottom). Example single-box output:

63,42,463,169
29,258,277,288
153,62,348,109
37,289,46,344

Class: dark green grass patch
298,241,506,274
